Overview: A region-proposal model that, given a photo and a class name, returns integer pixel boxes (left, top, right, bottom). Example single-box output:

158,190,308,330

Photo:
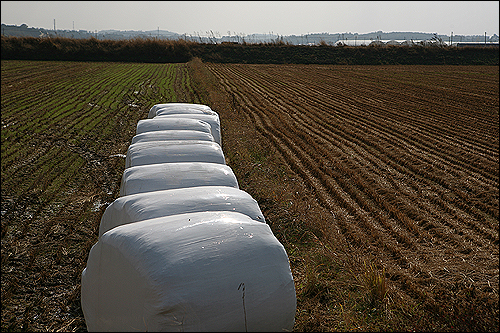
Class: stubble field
1,59,498,331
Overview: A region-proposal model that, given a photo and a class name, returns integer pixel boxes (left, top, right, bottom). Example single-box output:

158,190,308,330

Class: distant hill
1,23,93,39
2,23,499,45
97,29,181,40
0,24,181,40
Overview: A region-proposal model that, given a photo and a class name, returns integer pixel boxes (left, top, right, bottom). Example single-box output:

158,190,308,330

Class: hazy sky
1,1,499,36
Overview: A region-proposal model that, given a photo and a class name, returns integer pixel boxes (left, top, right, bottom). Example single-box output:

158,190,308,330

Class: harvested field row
1,60,198,331
206,63,499,330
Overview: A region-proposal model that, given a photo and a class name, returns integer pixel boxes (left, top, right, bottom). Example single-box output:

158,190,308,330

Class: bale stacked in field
124,140,226,168
147,102,215,118
81,103,296,332
135,117,213,135
98,186,266,237
119,162,239,196
148,103,222,145
131,129,215,144
155,113,222,146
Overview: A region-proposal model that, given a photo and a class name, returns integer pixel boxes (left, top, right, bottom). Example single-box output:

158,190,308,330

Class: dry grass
190,59,499,331
356,261,388,308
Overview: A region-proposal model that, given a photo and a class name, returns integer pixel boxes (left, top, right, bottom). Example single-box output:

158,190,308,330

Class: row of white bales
81,103,296,332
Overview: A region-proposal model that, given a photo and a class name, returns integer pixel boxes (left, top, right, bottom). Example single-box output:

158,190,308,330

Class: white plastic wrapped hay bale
99,186,265,237
148,103,215,118
154,106,218,117
136,118,212,136
131,130,215,144
155,114,222,146
81,211,296,332
155,105,218,117
119,162,239,196
124,140,225,168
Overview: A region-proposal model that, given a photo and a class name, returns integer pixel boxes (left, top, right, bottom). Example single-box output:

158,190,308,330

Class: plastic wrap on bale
154,113,222,146
124,141,225,168
99,186,266,237
131,130,215,144
119,162,239,196
135,118,212,136
155,106,218,117
148,103,216,119
81,211,296,332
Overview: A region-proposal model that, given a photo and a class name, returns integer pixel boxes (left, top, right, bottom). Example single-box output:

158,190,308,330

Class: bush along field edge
1,35,499,65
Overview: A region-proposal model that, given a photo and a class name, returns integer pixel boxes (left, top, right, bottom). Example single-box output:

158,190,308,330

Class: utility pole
53,19,56,33
485,32,487,44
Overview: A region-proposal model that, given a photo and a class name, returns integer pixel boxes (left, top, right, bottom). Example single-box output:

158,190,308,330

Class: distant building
386,40,400,46
400,40,415,46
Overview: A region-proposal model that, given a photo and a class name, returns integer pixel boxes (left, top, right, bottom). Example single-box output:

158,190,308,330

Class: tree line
1,36,498,65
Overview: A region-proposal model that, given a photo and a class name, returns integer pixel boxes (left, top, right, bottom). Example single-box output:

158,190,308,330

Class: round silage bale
135,118,212,136
99,186,266,237
155,114,222,146
81,211,296,332
155,105,218,117
124,140,225,168
119,162,239,196
130,130,215,144
148,103,215,119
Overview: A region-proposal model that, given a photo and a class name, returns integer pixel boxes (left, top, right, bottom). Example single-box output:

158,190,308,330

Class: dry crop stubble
203,63,498,331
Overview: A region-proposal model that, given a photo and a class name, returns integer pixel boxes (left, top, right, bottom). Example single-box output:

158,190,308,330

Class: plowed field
205,64,499,330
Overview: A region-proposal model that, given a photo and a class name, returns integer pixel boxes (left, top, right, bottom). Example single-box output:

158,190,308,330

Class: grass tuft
358,261,388,308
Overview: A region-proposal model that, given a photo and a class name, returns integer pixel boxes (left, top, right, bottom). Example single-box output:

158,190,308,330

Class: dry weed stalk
358,260,388,308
